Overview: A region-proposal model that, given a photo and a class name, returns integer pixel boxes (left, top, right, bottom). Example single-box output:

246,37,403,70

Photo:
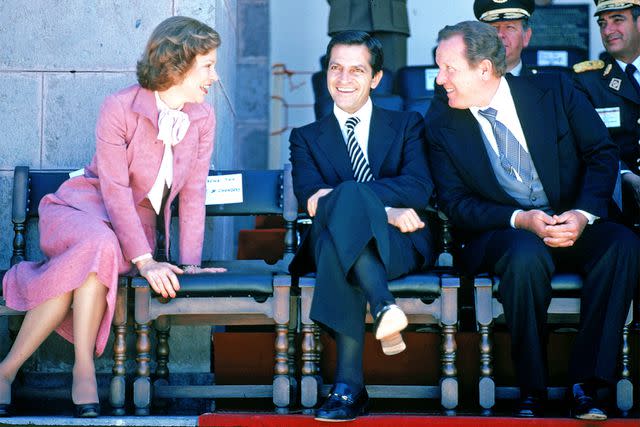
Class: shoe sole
381,332,406,355
575,413,607,421
374,306,408,340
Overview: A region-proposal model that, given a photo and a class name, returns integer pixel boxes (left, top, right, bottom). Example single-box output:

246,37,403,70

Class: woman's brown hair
137,16,221,91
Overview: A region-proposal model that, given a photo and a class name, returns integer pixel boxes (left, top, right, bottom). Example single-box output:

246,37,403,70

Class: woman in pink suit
0,16,225,418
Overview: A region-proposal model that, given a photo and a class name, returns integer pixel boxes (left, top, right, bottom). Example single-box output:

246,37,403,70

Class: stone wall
0,0,243,268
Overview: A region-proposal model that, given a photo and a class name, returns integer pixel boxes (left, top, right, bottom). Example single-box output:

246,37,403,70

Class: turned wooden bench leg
272,283,292,412
110,281,128,415
273,322,290,413
153,316,170,412
617,308,634,416
133,286,153,416
475,277,495,414
440,276,459,411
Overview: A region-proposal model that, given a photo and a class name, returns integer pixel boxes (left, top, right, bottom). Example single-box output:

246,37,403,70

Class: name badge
205,173,243,205
595,107,621,128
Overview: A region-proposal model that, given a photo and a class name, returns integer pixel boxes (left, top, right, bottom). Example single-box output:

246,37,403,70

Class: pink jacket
53,84,215,265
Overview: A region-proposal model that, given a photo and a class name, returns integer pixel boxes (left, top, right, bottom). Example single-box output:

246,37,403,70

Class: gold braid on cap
595,0,640,14
480,7,531,22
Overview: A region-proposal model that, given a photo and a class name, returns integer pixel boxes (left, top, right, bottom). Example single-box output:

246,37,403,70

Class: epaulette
573,60,605,73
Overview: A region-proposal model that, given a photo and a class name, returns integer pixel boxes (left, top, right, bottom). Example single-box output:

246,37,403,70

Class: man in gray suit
327,0,409,72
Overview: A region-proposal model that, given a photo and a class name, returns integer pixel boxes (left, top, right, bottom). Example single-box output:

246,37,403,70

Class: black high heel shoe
0,403,11,417
74,402,100,418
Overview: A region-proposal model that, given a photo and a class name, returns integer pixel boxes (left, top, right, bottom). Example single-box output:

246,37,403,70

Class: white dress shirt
509,60,523,77
333,97,373,163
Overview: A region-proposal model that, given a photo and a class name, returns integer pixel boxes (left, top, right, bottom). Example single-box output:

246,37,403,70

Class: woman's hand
181,265,227,274
137,259,183,298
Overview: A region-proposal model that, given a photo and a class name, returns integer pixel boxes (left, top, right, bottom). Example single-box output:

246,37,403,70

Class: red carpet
199,413,639,427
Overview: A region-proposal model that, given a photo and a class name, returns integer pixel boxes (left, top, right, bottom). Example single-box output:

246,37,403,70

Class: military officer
473,0,536,76
573,0,640,223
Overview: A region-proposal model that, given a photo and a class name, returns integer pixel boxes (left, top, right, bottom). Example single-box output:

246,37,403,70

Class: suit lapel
507,75,561,205
603,59,640,104
367,107,395,177
439,109,515,203
313,114,355,181
131,88,164,194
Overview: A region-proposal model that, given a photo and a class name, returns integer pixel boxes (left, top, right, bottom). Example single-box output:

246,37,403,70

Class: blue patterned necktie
478,107,533,186
345,117,374,182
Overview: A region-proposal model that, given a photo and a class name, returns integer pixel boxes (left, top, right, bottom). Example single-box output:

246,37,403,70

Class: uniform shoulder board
573,60,605,73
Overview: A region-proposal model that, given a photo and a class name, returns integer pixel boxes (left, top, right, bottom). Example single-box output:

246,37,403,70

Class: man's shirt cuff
575,209,597,225
510,209,523,228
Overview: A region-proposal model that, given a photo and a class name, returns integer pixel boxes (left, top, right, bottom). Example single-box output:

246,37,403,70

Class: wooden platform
199,413,639,427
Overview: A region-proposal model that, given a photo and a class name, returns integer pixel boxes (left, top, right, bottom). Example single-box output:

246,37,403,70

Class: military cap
473,0,535,22
593,0,640,16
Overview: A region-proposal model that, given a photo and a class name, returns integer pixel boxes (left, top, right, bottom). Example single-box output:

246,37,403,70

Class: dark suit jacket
573,54,640,175
289,106,434,274
327,0,410,35
426,74,619,272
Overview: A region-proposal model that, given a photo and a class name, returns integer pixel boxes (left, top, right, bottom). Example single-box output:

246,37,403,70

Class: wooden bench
130,165,298,414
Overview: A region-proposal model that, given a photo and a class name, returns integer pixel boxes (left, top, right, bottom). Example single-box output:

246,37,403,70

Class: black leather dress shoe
570,383,607,421
74,402,100,418
514,391,543,418
315,382,369,422
0,403,10,417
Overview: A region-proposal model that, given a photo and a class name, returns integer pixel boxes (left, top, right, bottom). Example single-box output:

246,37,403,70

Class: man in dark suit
573,0,640,224
426,20,638,420
289,31,434,422
327,0,410,72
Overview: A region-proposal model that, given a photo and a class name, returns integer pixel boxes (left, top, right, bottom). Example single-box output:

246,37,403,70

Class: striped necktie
478,107,533,186
345,116,374,182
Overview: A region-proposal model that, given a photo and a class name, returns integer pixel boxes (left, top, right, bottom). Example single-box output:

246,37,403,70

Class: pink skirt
2,194,132,356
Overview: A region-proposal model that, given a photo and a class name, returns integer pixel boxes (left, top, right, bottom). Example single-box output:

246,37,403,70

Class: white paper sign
205,173,243,205
425,68,439,92
536,50,569,67
69,168,84,178
595,107,621,128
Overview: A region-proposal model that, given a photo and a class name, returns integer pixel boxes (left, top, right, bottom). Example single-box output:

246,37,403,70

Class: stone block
0,74,42,169
237,64,269,120
215,1,238,109
176,0,216,25
42,72,135,168
0,0,171,70
238,0,269,59
213,89,236,169
220,0,238,30
235,122,269,169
